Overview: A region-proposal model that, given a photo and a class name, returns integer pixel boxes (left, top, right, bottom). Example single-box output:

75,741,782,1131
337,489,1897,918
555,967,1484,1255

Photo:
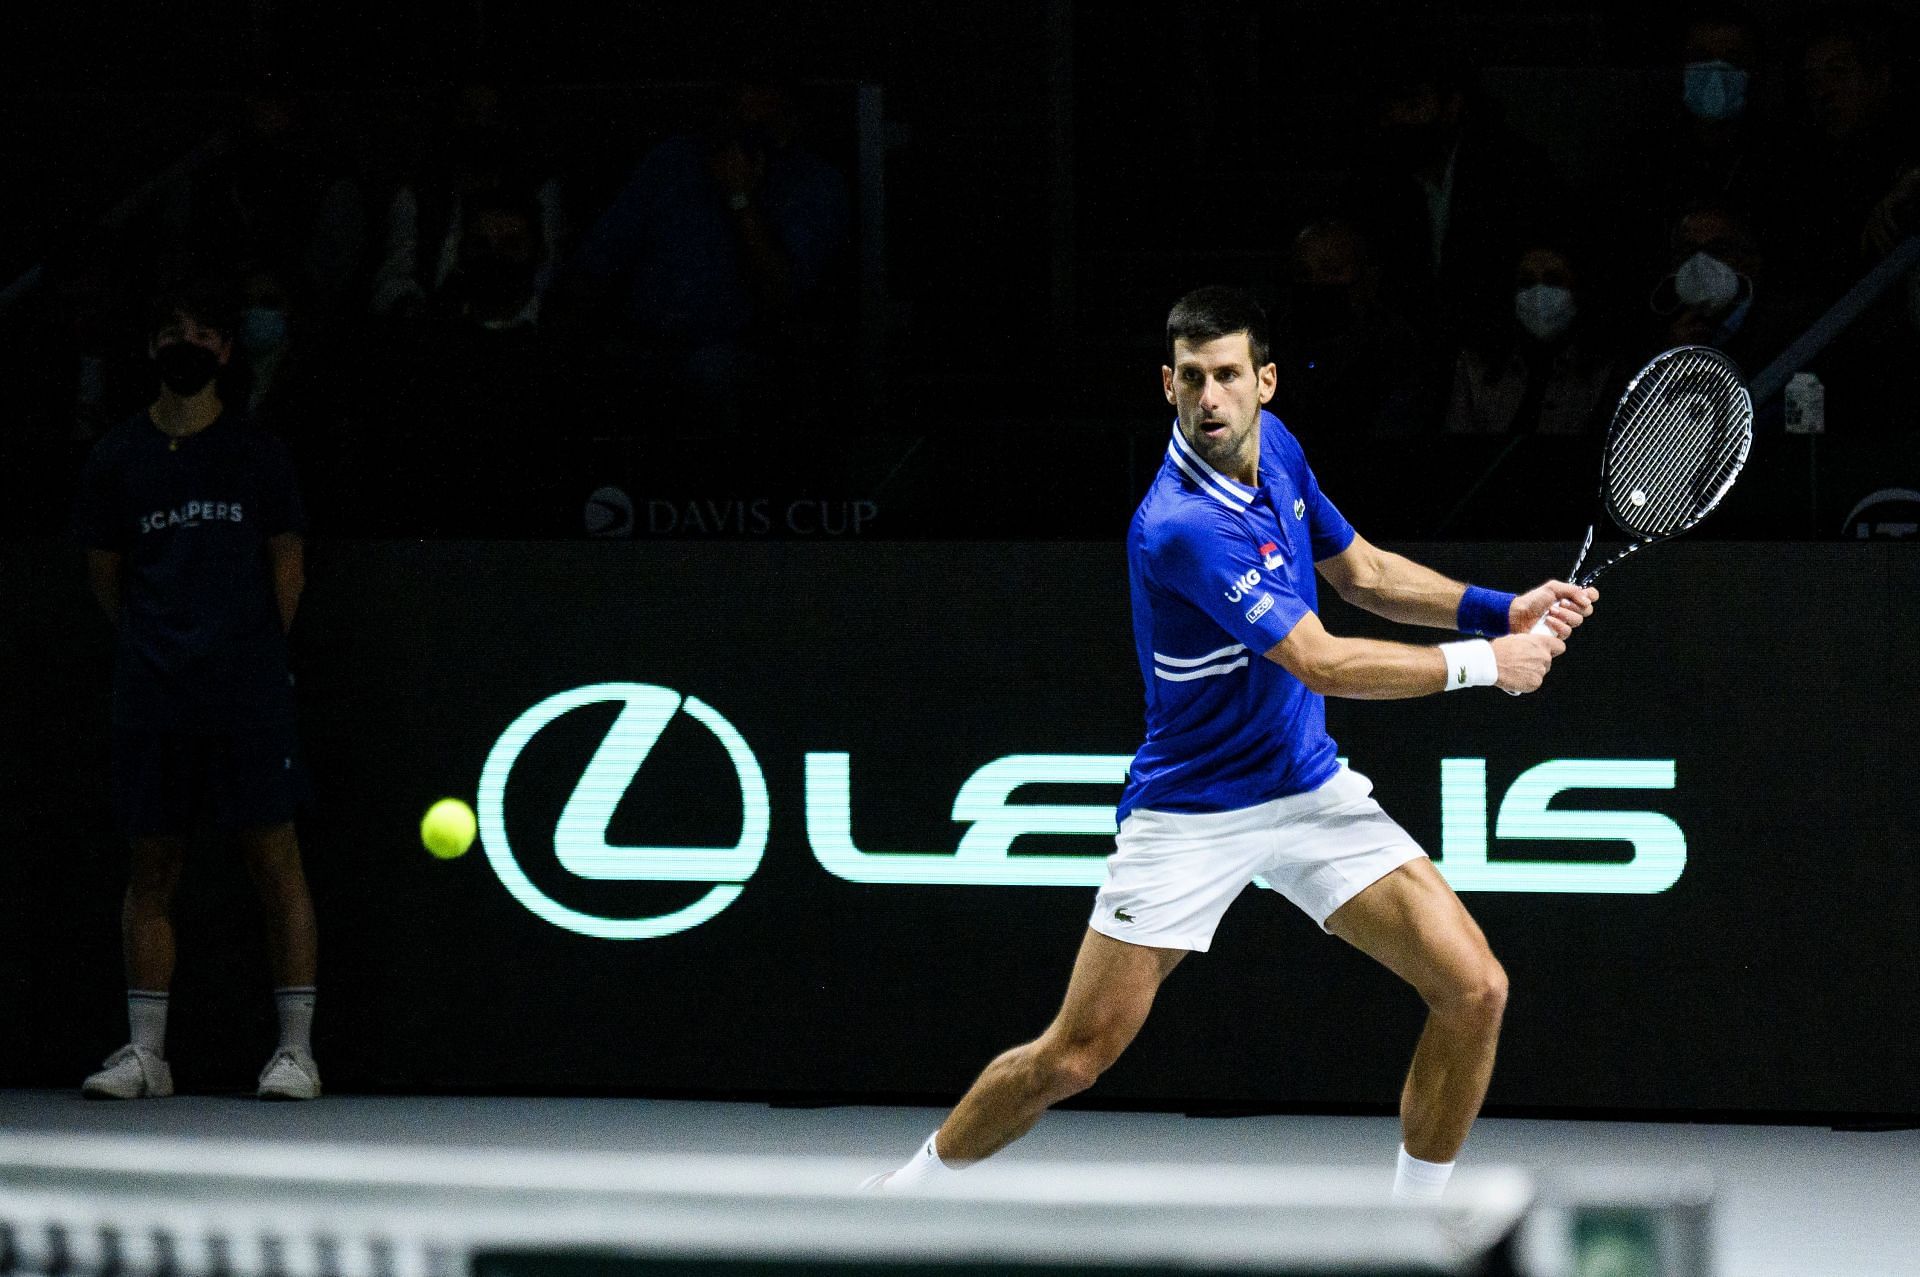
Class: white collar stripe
1154,643,1248,667
1166,442,1248,512
1153,657,1250,682
1169,427,1257,500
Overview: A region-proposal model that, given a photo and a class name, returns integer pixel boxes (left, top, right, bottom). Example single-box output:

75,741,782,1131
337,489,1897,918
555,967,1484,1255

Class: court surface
1,1091,1912,1277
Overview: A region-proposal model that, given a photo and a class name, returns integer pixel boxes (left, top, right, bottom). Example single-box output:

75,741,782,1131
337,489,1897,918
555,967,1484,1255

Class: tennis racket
1508,345,1753,683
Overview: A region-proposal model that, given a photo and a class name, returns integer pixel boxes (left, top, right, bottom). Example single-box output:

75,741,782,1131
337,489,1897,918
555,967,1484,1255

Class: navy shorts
111,723,311,838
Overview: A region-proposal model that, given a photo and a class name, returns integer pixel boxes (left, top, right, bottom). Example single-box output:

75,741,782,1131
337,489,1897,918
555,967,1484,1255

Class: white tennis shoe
856,1170,894,1192
81,1044,174,1099
257,1047,322,1100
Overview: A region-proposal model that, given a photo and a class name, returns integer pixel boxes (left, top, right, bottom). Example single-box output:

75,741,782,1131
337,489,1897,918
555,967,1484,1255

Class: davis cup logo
477,683,768,939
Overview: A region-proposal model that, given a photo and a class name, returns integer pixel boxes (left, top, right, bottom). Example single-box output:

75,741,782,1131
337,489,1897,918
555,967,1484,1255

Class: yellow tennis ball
421,798,477,859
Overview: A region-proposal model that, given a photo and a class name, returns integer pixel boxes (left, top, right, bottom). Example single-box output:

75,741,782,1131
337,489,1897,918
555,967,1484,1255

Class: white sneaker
856,1170,894,1193
256,1047,321,1100
82,1045,173,1099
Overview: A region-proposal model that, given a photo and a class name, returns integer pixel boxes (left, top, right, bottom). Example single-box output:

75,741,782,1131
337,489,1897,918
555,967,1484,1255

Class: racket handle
1502,613,1559,694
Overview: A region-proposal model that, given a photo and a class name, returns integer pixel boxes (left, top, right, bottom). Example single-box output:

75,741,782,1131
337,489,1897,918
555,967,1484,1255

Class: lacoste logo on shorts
1113,908,1135,923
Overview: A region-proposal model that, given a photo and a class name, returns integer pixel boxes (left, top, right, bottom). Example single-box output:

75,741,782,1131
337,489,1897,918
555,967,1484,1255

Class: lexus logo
477,683,769,939
477,684,1687,941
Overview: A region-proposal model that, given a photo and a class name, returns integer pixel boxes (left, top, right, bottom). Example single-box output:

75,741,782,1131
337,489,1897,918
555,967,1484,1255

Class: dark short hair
146,275,242,344
1166,286,1271,368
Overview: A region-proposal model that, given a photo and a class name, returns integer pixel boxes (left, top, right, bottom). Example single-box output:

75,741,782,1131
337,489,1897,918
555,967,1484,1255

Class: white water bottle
1784,372,1826,434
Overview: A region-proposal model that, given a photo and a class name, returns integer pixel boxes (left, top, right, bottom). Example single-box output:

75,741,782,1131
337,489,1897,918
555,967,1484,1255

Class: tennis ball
421,798,477,859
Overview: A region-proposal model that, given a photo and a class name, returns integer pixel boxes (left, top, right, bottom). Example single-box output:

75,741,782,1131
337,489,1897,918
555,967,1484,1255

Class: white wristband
1437,639,1498,691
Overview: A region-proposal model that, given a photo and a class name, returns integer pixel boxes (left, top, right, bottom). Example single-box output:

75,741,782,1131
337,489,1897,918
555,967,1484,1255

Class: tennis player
867,287,1598,1201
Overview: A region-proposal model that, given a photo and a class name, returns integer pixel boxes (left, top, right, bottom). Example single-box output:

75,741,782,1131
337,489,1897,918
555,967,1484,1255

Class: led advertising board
8,541,1916,1116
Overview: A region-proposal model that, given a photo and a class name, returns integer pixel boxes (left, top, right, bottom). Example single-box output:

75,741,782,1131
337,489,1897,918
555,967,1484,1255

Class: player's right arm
1265,611,1559,698
86,549,123,627
1152,501,1560,699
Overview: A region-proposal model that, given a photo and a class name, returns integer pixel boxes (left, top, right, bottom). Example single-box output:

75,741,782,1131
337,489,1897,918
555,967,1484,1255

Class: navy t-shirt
71,409,305,730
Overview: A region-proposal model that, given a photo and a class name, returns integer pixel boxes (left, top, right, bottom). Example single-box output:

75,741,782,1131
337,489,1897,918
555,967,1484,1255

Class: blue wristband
1457,585,1516,638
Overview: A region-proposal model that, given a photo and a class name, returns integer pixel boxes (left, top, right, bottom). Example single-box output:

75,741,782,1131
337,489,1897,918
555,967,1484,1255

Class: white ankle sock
885,1130,960,1191
1392,1144,1454,1203
274,987,316,1053
128,991,169,1056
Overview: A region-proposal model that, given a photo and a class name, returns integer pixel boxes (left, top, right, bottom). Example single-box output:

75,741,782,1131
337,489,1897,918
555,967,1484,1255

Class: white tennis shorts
1089,766,1426,951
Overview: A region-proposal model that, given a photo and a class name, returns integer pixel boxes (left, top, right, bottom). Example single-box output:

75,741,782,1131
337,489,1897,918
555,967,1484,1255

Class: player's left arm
267,532,304,634
1315,532,1597,638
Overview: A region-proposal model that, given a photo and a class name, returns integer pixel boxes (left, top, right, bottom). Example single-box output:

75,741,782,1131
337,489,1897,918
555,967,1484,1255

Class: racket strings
1604,353,1750,537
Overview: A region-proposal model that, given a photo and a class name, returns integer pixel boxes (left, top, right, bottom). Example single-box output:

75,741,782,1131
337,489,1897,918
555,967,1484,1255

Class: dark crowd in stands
13,5,1920,540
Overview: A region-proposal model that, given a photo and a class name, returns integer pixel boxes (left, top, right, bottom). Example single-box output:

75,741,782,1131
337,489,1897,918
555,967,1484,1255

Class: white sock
128,991,169,1056
1393,1144,1454,1203
274,987,316,1053
884,1130,961,1191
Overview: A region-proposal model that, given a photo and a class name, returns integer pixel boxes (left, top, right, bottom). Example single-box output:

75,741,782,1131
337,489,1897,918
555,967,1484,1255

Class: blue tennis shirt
1116,412,1356,822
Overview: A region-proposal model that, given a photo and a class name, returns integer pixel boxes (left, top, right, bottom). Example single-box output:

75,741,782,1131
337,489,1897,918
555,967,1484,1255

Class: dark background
6,538,1916,1118
2,0,1917,542
2,0,1917,1123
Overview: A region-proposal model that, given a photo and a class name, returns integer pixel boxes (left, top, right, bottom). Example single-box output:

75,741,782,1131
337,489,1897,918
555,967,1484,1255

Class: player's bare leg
238,822,317,987
123,835,188,990
1326,858,1507,1170
239,821,321,1099
937,929,1185,1162
82,836,188,1097
866,929,1182,1187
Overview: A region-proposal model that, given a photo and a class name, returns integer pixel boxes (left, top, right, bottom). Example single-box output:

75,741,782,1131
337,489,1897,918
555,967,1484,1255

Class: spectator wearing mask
233,267,296,419
442,187,548,332
158,81,366,321
1270,220,1436,439
1341,42,1568,343
1447,245,1617,436
370,83,566,323
369,188,559,534
1622,7,1778,258
1646,203,1805,371
568,81,851,425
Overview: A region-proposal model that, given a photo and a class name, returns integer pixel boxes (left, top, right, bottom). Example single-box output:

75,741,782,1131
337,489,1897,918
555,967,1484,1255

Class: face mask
1683,61,1749,121
1672,251,1743,310
239,306,288,357
153,342,221,395
1514,283,1577,342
